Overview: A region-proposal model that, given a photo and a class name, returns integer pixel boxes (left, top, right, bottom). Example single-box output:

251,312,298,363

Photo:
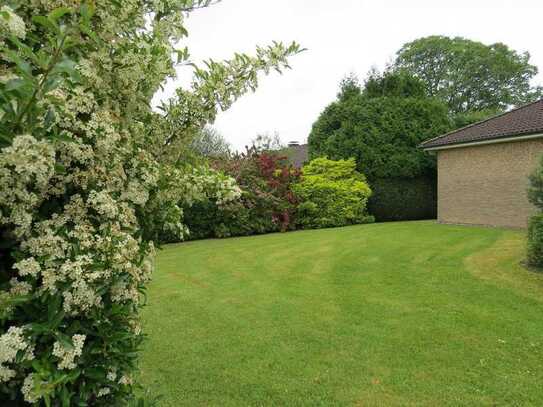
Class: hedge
368,176,437,221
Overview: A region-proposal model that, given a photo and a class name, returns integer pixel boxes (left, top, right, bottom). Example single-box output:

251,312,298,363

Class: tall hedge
309,95,450,180
368,176,437,222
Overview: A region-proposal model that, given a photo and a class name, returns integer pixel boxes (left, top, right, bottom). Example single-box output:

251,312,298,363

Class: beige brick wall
437,138,543,228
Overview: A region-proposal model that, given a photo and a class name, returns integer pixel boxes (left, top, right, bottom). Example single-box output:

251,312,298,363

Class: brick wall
437,138,543,228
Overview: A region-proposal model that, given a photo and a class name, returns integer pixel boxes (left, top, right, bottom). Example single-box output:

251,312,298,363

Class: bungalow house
420,99,543,228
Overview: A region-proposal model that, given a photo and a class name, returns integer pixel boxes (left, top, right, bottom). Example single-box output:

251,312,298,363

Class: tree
0,2,300,404
363,69,426,99
394,36,542,114
251,131,284,152
308,71,451,221
309,72,451,180
452,108,502,129
191,127,232,158
337,72,361,101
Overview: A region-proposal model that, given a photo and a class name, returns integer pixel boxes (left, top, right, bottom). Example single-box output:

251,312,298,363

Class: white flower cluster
0,6,26,39
52,334,86,370
0,327,33,383
181,167,242,207
215,177,243,205
13,257,41,277
97,387,111,397
22,373,38,404
0,135,56,239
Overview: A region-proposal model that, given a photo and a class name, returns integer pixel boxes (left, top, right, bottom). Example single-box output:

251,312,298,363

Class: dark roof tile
421,99,543,149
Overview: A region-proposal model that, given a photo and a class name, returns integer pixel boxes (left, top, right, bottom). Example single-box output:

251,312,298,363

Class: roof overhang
422,132,543,152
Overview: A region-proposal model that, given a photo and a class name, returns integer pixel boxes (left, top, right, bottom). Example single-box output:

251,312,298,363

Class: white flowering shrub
181,166,242,207
0,1,300,404
145,164,242,243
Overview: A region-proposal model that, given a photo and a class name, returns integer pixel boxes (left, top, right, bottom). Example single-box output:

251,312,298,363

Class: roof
281,144,309,168
420,99,543,150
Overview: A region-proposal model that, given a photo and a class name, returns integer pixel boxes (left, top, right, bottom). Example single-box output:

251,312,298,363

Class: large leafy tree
190,127,232,158
394,36,542,114
309,71,451,180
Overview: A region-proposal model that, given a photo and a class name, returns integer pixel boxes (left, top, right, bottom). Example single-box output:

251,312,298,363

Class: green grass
140,221,543,406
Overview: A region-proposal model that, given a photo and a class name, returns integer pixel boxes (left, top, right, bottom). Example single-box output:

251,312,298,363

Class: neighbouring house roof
421,99,543,150
281,144,309,168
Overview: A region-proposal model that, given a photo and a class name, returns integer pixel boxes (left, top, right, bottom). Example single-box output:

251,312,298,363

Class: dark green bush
308,76,451,180
527,213,543,269
184,199,276,239
368,176,437,221
527,157,543,268
528,156,543,211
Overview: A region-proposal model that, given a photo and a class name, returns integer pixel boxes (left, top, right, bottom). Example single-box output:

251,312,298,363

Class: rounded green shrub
293,158,373,229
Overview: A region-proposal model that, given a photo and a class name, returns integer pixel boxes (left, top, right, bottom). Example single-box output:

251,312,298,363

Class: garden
1,1,543,406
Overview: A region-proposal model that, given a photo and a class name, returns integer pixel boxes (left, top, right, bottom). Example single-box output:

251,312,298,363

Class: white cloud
154,0,543,150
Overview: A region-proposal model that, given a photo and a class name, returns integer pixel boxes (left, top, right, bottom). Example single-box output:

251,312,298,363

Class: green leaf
43,76,63,94
2,49,33,79
78,23,99,44
51,58,81,82
56,333,74,350
80,3,95,20
48,7,72,22
5,78,29,92
32,15,59,34
44,107,56,130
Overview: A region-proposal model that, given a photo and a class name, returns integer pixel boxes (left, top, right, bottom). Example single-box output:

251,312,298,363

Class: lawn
139,221,543,406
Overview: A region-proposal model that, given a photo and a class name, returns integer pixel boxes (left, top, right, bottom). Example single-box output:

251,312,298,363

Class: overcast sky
154,0,543,150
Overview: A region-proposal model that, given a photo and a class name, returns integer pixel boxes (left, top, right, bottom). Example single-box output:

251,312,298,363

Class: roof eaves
419,99,543,149
422,131,543,151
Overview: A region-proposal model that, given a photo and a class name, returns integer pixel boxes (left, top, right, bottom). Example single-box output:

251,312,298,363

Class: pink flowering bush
0,1,300,404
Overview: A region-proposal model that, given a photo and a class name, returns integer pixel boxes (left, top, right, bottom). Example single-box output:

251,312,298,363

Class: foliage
337,72,361,101
527,156,543,269
393,35,542,114
309,71,448,222
152,166,241,243
190,127,232,158
250,131,284,152
293,158,373,228
363,69,426,99
527,213,543,269
452,108,503,129
367,176,437,222
528,156,543,211
308,78,451,179
184,148,300,239
0,2,300,405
